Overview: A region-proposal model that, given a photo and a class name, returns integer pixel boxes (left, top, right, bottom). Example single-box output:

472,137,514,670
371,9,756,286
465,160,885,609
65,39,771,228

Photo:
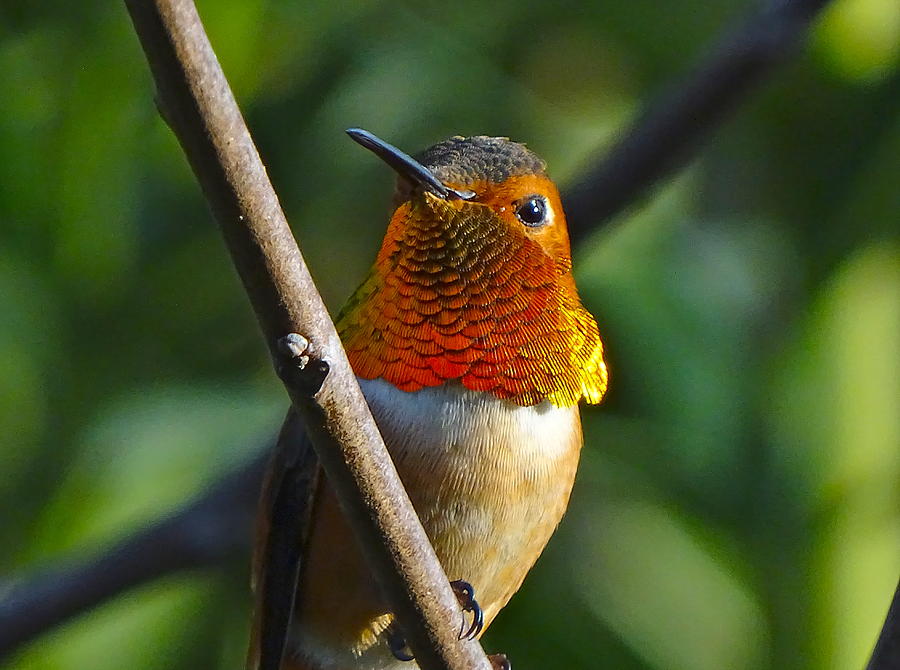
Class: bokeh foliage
1,0,898,668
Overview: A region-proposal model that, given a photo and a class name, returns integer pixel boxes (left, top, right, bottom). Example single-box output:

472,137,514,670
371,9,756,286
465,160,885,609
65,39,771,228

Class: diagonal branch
0,0,841,661
121,2,490,670
565,0,833,244
0,452,267,656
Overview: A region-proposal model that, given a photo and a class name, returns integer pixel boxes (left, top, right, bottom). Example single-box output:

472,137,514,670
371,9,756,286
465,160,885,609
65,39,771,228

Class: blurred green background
2,0,898,668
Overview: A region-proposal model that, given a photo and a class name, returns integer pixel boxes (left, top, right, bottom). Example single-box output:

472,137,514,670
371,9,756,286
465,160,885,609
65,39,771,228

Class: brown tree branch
0,0,849,662
119,1,490,669
565,0,833,244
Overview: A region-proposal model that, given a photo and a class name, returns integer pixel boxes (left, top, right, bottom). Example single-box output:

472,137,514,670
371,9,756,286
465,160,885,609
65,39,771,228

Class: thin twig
866,579,900,670
0,0,840,660
122,2,489,670
0,452,267,656
565,0,833,244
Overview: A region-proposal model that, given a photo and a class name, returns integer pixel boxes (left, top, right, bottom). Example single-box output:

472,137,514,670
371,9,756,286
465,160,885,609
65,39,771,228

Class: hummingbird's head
347,129,574,269
340,129,607,407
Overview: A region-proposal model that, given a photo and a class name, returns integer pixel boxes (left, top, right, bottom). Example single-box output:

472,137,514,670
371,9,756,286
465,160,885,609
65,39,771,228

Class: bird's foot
385,580,485,662
450,579,484,640
488,653,511,670
275,333,329,395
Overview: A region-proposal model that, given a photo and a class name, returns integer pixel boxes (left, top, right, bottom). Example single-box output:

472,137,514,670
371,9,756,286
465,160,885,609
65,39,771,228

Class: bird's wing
247,407,321,670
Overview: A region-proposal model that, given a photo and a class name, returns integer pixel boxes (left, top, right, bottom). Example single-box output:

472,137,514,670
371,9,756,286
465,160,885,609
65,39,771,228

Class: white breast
359,377,583,626
358,377,580,464
291,378,584,670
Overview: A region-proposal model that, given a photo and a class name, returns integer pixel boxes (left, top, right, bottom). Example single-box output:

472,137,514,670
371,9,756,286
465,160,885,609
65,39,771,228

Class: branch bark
0,0,843,661
120,2,490,669
565,0,833,244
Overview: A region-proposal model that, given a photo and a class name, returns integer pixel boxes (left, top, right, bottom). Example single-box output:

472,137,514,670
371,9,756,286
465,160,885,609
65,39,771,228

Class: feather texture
337,192,607,407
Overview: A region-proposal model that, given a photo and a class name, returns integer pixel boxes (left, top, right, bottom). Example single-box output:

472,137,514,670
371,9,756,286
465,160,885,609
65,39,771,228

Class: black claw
466,600,484,640
450,579,484,640
386,625,414,662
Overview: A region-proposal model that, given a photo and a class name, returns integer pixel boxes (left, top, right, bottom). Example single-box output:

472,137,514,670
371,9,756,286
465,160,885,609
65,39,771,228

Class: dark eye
515,196,547,227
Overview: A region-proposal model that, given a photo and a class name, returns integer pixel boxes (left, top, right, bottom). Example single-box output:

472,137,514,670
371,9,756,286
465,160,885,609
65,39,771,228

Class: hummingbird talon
275,333,329,395
384,581,481,661
488,653,511,670
465,601,484,640
450,579,484,640
386,625,415,662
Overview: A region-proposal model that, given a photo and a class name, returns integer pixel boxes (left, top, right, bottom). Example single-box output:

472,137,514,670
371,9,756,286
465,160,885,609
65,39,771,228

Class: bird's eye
515,196,548,227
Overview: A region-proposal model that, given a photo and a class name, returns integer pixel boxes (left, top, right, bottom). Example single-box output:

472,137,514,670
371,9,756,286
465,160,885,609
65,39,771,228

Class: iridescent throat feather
337,194,607,407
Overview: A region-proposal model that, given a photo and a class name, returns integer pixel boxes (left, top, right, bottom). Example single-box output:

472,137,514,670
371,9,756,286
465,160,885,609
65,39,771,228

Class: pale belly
288,379,582,670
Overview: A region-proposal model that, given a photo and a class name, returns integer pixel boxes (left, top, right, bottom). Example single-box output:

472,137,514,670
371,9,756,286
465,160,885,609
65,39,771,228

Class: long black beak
346,128,474,201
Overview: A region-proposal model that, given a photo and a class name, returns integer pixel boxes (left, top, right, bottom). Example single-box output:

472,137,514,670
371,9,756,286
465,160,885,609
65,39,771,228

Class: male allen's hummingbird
248,129,608,670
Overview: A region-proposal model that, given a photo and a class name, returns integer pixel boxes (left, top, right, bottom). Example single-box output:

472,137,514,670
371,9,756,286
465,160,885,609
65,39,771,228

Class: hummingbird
247,129,608,670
